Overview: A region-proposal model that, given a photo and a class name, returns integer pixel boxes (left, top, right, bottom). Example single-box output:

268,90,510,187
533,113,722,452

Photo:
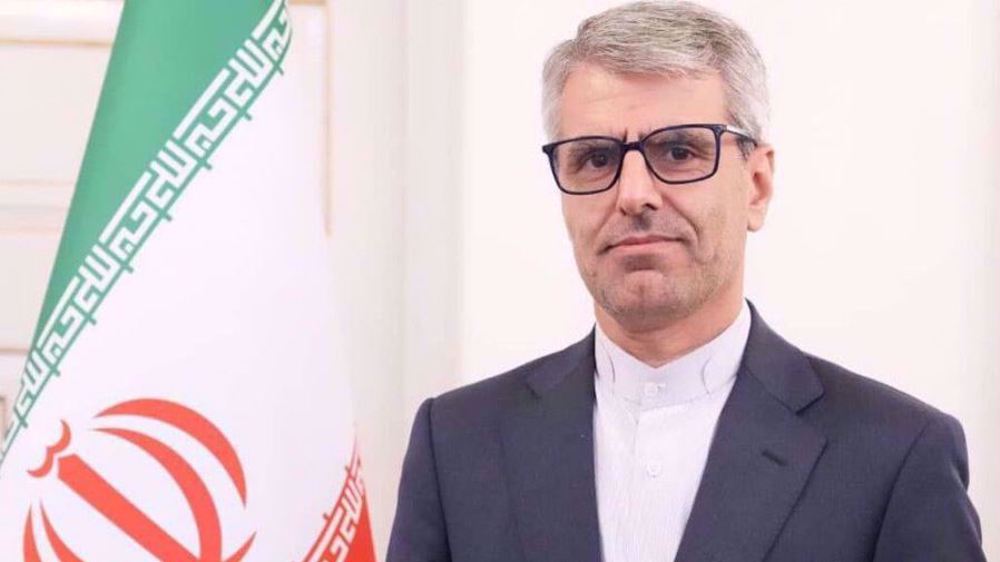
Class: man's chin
616,268,679,292
597,275,695,322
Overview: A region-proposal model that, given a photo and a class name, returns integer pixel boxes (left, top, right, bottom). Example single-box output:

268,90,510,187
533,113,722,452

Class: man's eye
571,149,614,171
668,146,693,160
588,152,610,168
657,144,696,159
649,142,705,163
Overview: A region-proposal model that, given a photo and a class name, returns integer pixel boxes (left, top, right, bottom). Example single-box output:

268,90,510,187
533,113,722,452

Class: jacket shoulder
804,353,959,440
429,335,590,427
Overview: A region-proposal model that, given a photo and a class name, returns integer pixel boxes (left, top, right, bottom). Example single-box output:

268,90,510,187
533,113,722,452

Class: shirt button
643,383,659,397
645,461,662,478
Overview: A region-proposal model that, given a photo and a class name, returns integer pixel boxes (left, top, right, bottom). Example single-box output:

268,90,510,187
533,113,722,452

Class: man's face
557,63,773,331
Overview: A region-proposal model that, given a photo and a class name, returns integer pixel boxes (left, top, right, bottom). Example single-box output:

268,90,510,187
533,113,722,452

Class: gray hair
542,1,769,146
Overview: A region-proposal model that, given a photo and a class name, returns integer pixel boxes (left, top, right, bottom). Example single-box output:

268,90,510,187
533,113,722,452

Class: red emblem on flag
22,398,255,562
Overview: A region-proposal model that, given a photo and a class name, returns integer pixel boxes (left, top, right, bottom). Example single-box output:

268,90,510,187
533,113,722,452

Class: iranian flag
0,1,377,561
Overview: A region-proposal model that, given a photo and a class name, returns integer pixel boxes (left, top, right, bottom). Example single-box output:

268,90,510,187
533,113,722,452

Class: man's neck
595,290,745,368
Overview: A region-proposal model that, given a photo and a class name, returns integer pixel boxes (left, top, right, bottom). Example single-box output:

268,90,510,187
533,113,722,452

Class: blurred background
1,0,997,558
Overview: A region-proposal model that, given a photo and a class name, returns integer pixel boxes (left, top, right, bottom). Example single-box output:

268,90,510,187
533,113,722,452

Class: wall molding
0,1,121,45
0,180,73,232
0,0,322,47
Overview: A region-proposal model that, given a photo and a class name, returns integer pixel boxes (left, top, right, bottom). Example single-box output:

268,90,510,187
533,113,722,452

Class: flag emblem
23,399,255,561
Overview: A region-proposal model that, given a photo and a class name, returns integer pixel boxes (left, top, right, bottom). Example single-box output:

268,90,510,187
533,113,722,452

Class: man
387,2,986,561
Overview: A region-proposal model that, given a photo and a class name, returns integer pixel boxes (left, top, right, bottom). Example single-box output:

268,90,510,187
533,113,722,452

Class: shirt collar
594,300,751,411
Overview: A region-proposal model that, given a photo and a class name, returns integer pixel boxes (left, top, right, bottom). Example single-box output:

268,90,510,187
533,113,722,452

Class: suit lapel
499,305,828,562
501,334,602,562
675,304,828,562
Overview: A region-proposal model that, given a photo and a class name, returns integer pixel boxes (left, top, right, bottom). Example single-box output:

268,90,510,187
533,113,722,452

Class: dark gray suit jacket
387,305,985,561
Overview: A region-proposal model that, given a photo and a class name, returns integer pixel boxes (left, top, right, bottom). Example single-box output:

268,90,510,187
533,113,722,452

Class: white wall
458,0,1000,556
2,0,996,558
328,0,406,555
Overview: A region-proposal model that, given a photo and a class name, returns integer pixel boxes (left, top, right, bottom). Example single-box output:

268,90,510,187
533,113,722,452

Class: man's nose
615,150,663,215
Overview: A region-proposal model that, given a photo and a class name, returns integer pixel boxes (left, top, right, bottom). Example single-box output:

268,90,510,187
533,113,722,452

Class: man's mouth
605,234,681,252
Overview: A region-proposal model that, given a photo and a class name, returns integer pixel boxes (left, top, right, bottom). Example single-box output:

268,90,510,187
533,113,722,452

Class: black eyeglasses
541,123,757,195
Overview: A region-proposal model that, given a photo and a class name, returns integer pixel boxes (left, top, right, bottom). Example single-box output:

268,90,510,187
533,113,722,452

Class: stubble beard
586,244,733,333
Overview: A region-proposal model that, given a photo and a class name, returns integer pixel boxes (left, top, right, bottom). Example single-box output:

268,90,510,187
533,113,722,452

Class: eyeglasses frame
540,123,758,195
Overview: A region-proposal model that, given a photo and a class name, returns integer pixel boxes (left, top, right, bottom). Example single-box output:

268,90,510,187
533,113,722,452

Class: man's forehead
557,63,728,139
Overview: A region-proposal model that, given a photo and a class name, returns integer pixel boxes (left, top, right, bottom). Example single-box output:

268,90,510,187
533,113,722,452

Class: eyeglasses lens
550,126,720,193
643,127,718,182
551,139,623,194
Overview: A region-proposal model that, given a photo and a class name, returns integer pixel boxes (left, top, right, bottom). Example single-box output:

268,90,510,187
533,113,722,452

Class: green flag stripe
1,0,293,466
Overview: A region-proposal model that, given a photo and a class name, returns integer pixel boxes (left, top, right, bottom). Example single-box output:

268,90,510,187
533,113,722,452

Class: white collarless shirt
593,301,752,562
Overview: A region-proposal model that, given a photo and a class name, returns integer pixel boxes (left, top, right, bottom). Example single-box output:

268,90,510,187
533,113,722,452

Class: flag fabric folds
0,1,376,560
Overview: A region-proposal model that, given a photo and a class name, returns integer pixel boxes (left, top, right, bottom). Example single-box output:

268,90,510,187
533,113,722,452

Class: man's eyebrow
635,125,683,139
563,128,628,140
584,127,628,139
632,126,670,140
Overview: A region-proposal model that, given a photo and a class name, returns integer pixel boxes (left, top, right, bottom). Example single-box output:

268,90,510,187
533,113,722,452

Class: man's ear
746,145,774,232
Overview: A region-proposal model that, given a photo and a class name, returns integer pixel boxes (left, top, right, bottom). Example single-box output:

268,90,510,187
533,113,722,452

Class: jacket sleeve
386,398,452,562
872,412,986,561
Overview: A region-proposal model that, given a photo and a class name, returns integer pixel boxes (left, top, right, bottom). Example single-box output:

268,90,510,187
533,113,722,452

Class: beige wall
2,0,997,559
